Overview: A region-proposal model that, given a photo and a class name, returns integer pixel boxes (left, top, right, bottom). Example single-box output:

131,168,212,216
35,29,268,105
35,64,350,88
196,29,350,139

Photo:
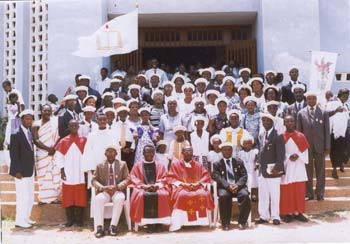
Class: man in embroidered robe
166,145,214,231
129,144,171,233
55,119,87,227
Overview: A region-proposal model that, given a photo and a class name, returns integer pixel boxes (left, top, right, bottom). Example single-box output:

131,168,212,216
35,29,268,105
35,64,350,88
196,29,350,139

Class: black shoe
146,224,154,233
306,196,314,201
95,226,104,238
294,214,309,222
317,195,324,201
283,214,293,223
154,224,163,232
272,219,280,225
65,207,74,227
255,218,268,224
109,225,117,236
222,224,230,231
340,164,345,173
332,168,339,179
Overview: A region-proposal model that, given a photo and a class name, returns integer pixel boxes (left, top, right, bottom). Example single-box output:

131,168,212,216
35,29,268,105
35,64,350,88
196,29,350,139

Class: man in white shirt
95,67,111,95
145,59,168,87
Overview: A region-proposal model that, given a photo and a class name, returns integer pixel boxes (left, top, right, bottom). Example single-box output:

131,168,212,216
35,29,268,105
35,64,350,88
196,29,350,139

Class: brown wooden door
225,40,257,74
111,48,143,72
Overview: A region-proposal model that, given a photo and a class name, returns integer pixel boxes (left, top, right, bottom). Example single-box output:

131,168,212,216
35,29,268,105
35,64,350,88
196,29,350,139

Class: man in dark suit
287,84,307,121
103,78,129,101
74,86,88,114
58,94,79,139
77,75,102,108
9,109,36,228
297,91,330,201
256,113,285,225
212,143,251,231
281,68,307,105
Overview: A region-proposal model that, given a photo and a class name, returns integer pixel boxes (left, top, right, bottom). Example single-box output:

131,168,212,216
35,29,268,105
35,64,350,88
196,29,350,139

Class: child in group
190,115,210,170
4,92,22,146
237,134,259,202
155,140,170,171
168,125,190,162
207,134,223,173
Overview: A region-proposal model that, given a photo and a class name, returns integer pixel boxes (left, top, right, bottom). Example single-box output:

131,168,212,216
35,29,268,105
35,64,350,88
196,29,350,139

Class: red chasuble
167,160,214,221
129,161,171,222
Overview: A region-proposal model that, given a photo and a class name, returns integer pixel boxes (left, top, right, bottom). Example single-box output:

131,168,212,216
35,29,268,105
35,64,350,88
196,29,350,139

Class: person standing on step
297,91,330,201
280,115,309,223
9,109,36,228
55,120,87,227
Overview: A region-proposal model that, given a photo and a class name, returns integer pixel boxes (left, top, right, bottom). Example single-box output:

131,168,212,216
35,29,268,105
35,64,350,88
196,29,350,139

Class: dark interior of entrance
143,46,225,70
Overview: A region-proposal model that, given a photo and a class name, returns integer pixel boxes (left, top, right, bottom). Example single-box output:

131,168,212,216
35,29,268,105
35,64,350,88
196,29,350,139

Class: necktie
297,103,301,111
310,107,315,122
263,131,268,147
109,164,115,186
154,68,157,74
226,159,235,181
27,130,33,150
120,123,126,148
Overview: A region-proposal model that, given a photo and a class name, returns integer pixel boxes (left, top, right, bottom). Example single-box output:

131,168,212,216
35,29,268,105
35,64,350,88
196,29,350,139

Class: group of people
3,59,350,238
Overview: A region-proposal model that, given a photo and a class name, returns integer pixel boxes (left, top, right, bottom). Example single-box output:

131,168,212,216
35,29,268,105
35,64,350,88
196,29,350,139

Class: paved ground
2,211,350,244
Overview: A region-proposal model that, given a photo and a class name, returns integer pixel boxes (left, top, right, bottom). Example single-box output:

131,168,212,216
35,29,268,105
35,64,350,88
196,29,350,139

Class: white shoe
15,222,32,228
26,219,36,225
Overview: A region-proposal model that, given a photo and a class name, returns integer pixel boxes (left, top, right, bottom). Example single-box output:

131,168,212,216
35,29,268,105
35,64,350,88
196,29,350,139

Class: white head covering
101,92,115,99
82,95,97,104
182,83,195,93
138,107,151,114
191,97,206,107
240,134,254,146
112,72,125,79
265,100,280,107
304,91,319,98
228,109,242,120
156,140,167,147
263,84,280,93
116,106,129,114
151,89,163,100
191,115,209,130
171,74,186,83
105,145,119,152
206,89,220,98
150,73,161,80
243,96,258,105
19,109,35,117
215,96,228,107
248,77,264,86
82,106,96,113
219,142,233,149
210,134,223,145
75,86,88,93
126,98,139,107
173,125,187,133
199,68,213,77
221,65,228,71
63,94,78,102
163,80,175,89
112,97,126,105
103,107,115,114
292,84,306,92
110,78,122,84
223,76,235,86
264,70,277,76
78,75,91,81
215,70,226,76
129,84,141,91
260,112,275,122
237,84,252,93
166,96,178,104
194,78,209,86
238,68,251,75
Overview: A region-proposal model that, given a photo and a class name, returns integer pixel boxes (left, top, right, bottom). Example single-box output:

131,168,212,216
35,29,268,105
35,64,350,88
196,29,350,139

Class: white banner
73,9,138,57
309,51,338,98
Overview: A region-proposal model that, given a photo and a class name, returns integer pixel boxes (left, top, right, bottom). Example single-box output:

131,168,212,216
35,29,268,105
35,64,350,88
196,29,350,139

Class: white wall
47,0,108,99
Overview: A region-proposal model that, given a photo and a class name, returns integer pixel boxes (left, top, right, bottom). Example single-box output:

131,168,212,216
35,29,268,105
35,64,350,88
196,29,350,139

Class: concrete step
325,167,350,177
324,186,350,197
0,190,39,202
314,177,350,186
0,180,39,191
305,197,350,214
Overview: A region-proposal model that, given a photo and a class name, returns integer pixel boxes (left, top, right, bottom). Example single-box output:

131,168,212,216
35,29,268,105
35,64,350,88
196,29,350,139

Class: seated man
129,144,171,233
212,142,251,231
92,146,130,238
167,145,214,231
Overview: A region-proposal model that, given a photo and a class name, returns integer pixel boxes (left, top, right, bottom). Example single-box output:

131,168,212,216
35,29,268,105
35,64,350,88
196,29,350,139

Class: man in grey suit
297,92,330,201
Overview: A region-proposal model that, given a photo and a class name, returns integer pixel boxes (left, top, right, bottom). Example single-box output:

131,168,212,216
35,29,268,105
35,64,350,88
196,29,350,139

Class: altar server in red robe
55,119,87,227
281,115,309,223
